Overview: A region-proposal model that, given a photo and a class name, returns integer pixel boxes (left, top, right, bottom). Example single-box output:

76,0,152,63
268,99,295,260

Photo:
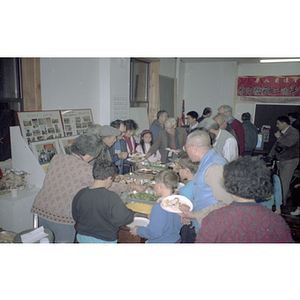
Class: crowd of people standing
30,105,299,243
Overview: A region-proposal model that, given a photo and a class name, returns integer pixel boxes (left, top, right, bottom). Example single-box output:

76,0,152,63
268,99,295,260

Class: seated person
129,170,183,243
136,130,161,163
256,156,282,214
72,159,134,243
196,156,294,243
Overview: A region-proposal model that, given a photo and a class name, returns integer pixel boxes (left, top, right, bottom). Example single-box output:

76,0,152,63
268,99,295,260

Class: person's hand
136,162,144,169
145,152,151,159
275,208,281,215
134,184,146,193
177,207,195,220
173,164,180,173
274,131,281,138
156,196,164,203
180,216,191,225
129,226,138,236
294,183,300,189
118,152,128,159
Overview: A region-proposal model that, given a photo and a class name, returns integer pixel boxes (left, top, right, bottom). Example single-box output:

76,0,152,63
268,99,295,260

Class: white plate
126,217,150,228
165,148,180,154
160,195,193,214
127,156,145,162
129,153,146,158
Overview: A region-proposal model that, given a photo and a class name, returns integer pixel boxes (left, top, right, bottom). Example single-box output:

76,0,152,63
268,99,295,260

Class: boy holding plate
129,170,183,243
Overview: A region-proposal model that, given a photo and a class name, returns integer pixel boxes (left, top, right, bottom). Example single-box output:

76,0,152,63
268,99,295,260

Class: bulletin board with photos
17,109,93,171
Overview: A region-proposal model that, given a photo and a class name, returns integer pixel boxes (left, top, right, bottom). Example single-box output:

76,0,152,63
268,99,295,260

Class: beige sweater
31,153,135,225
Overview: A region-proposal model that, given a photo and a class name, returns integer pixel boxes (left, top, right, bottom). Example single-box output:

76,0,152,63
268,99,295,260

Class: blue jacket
179,179,195,201
136,202,182,243
109,139,133,175
192,148,227,231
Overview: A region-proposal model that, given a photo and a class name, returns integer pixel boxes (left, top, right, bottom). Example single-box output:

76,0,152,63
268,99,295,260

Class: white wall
40,58,300,128
182,61,237,119
40,58,102,121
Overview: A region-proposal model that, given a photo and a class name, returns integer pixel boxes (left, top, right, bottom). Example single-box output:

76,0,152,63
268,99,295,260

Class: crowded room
1,57,300,245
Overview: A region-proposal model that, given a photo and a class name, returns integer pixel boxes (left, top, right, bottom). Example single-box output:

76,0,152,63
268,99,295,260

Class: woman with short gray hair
30,133,105,243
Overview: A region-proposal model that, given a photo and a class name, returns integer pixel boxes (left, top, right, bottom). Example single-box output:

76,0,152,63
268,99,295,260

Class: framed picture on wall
61,109,93,136
58,136,79,154
30,139,61,170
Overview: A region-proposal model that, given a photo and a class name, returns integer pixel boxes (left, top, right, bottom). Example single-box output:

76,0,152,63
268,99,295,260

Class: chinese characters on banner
236,76,300,103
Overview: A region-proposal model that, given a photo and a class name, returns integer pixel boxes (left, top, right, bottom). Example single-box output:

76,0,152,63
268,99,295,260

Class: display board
254,103,300,153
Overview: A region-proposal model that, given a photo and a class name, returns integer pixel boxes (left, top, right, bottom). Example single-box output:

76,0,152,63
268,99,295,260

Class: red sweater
196,202,294,243
230,119,245,155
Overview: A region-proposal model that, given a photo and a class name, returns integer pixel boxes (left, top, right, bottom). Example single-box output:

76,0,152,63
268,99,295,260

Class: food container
0,230,17,243
126,190,159,206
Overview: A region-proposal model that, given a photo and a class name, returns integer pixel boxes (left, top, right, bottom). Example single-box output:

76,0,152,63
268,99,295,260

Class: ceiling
179,57,285,64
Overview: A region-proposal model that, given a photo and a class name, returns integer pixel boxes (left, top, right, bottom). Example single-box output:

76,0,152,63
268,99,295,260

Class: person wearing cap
30,133,105,243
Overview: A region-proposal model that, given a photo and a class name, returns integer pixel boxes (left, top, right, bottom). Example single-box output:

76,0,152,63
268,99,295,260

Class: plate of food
160,195,193,213
127,156,146,163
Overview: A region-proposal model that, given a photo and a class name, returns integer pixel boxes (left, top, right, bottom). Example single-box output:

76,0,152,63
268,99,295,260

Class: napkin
21,226,49,243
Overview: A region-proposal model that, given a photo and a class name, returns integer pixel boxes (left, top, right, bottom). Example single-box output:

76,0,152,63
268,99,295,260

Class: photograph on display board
30,139,61,167
17,110,64,146
58,136,79,154
60,109,93,136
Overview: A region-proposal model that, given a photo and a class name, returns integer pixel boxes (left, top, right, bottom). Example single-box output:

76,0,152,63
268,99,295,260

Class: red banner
236,75,300,103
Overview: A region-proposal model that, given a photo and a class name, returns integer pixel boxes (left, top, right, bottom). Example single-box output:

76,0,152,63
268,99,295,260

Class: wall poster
17,110,64,146
61,109,93,136
236,75,300,104
111,96,129,121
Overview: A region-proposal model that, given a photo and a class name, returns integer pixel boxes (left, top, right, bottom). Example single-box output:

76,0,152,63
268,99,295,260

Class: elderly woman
145,117,187,164
30,134,105,243
196,156,294,243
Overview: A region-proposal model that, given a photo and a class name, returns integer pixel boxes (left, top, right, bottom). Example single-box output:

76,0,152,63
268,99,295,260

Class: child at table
129,170,183,243
72,159,134,243
175,154,199,200
136,130,161,163
174,154,199,243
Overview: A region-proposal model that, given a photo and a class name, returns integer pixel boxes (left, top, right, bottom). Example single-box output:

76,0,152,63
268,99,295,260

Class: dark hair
93,159,118,180
203,107,212,115
157,110,168,119
71,134,104,157
178,154,199,174
110,119,125,129
223,156,271,200
155,170,178,194
276,116,290,125
187,111,199,120
140,130,154,154
124,119,138,131
288,111,299,119
241,112,251,121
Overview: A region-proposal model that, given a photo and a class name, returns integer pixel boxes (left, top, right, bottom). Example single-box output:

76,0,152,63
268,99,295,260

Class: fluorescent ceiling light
260,58,300,63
